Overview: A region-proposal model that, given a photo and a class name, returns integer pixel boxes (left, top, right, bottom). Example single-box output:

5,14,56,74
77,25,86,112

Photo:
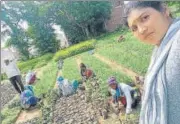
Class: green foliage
166,1,180,17
48,1,112,43
95,30,153,75
2,1,112,59
1,96,21,124
1,73,8,80
53,39,96,61
61,51,132,97
80,52,132,83
1,107,21,124
80,52,132,97
17,53,53,73
27,23,59,55
34,61,58,97
62,57,81,81
1,2,31,59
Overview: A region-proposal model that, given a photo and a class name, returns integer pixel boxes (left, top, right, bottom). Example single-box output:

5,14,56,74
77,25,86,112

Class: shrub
1,73,8,80
53,39,96,61
17,53,53,73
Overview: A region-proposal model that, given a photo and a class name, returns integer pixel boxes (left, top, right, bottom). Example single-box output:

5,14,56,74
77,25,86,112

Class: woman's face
110,83,117,90
127,7,171,46
4,60,9,65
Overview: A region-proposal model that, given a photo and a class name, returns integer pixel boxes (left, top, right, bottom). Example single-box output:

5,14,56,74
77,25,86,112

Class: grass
1,107,21,124
79,52,133,97
95,30,153,75
61,56,81,81
80,52,132,83
33,61,58,97
1,26,154,124
1,96,21,124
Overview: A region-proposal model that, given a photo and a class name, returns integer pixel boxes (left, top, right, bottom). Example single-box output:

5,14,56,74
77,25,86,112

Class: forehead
127,7,156,27
110,83,116,86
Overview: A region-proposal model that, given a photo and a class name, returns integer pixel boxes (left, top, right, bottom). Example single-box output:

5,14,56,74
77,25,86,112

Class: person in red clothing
80,63,95,81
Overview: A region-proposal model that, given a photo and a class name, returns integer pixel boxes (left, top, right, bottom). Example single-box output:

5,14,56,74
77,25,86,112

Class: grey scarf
139,18,180,124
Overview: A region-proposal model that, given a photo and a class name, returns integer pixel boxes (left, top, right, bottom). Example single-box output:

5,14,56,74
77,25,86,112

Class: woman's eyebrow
129,11,149,28
139,11,149,19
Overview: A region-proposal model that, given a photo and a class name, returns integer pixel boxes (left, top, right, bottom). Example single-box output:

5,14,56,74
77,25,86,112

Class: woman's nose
138,25,147,34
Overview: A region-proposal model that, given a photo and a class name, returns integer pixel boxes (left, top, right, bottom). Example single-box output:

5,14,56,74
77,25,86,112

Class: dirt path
94,54,139,82
54,70,62,89
15,108,42,124
75,56,82,71
15,67,45,124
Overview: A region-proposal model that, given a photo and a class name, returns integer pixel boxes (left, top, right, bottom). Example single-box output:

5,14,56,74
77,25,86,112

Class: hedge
53,39,96,61
17,53,53,73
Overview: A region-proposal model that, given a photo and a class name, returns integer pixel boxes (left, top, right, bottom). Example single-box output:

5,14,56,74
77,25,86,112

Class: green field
34,61,58,97
61,56,81,81
2,29,153,124
95,30,153,75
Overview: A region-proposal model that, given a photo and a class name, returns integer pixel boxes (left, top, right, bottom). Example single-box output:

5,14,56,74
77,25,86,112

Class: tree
1,1,59,58
1,1,112,59
46,1,112,43
1,2,30,59
24,2,59,54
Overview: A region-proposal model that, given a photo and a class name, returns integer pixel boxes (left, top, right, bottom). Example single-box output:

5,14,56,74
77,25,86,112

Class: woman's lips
145,32,154,39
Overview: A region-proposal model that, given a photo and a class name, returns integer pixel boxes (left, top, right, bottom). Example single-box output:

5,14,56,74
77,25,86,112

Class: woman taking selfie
125,1,180,124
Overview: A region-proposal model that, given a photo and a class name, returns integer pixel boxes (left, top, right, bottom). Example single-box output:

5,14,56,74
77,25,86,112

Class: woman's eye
142,15,149,22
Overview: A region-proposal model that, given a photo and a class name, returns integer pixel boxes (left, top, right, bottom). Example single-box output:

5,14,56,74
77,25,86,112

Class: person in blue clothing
20,85,41,109
57,76,79,96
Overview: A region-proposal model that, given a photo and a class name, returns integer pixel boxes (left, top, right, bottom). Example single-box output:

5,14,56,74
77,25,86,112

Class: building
105,1,126,32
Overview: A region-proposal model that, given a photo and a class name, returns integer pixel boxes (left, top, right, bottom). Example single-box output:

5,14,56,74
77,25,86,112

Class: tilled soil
53,90,100,124
1,80,18,108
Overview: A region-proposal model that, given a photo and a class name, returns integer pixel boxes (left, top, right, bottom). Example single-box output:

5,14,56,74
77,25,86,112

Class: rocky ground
53,90,100,124
1,80,18,108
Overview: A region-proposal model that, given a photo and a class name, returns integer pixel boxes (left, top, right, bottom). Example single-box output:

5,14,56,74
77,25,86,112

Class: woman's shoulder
166,29,180,83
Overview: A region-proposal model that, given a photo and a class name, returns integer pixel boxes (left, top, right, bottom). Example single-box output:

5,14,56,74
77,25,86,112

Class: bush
17,53,53,73
53,39,96,61
1,73,8,80
34,61,47,68
1,106,21,124
1,96,21,124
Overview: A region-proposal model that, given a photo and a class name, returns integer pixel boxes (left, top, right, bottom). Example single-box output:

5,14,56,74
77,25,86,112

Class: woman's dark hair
80,63,86,69
80,63,86,76
124,1,172,26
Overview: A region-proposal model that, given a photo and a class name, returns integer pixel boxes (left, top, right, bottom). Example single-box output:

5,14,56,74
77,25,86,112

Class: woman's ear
162,3,171,18
165,8,171,18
